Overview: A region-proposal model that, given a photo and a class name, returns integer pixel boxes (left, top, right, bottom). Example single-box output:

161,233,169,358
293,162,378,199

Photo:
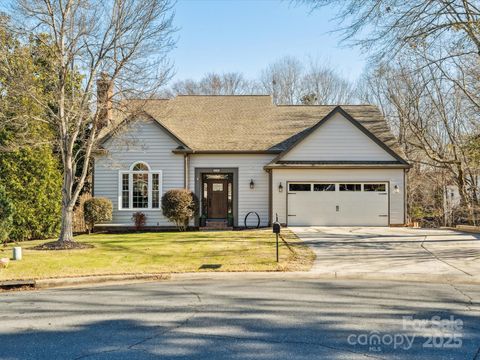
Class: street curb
453,225,480,235
300,272,480,286
170,271,480,286
3,270,479,291
33,273,171,289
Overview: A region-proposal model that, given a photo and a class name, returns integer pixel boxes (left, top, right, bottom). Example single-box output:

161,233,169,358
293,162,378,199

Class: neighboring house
444,179,479,226
94,95,410,229
444,184,461,226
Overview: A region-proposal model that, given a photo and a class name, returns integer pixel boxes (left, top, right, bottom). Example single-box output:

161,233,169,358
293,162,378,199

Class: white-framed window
118,162,162,210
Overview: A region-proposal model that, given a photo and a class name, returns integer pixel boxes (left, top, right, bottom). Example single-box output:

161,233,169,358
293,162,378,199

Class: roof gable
271,106,408,165
99,111,191,150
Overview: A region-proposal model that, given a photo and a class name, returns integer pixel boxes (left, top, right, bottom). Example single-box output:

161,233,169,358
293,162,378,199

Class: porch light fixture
250,179,255,189
393,184,400,193
278,182,283,193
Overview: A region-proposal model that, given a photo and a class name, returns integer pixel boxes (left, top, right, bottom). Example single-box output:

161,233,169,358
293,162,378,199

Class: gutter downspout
184,153,193,228
267,169,272,226
184,154,189,189
404,168,409,225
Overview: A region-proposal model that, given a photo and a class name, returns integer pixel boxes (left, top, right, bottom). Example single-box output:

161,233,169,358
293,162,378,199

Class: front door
206,179,228,218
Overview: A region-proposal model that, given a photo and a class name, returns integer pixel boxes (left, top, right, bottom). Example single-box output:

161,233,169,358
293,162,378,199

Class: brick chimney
97,72,113,129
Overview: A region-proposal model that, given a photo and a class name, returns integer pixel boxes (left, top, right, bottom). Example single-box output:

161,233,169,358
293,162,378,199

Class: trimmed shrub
83,197,112,233
132,212,147,231
0,185,14,245
161,189,198,231
73,193,92,233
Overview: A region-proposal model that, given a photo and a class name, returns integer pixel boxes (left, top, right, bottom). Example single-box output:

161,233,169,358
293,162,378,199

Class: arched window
119,162,162,210
131,162,150,171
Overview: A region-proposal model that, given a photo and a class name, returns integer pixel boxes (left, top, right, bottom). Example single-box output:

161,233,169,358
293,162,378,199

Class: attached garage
267,106,410,227
287,182,389,226
271,168,406,226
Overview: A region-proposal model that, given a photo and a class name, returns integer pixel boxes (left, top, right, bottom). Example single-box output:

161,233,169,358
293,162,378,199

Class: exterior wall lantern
393,184,400,193
250,179,255,189
278,182,283,193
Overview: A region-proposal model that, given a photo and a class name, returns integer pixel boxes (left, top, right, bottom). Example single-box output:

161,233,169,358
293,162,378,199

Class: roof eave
264,163,412,170
172,149,282,155
172,148,194,154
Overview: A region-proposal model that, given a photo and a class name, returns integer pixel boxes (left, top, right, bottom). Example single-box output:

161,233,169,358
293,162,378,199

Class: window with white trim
119,162,162,210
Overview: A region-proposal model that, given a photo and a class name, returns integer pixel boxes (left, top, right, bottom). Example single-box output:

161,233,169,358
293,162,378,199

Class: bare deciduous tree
165,72,252,96
299,0,480,60
260,56,303,104
163,57,356,105
258,56,356,105
360,57,480,224
7,0,175,246
301,60,355,104
301,0,480,114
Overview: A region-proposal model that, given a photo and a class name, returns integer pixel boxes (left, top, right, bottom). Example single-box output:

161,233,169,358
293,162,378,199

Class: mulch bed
31,241,94,250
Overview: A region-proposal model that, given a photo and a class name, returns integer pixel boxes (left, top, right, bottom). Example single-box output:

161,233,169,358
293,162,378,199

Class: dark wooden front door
206,179,228,218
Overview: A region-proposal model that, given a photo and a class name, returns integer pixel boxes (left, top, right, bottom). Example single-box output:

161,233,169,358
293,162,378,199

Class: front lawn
0,229,315,281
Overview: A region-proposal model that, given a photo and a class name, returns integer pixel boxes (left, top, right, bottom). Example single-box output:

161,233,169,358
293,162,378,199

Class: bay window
119,162,162,210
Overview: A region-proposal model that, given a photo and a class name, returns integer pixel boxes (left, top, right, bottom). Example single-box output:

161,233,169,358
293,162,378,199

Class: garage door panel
336,192,388,226
335,192,388,226
287,182,388,226
289,192,338,226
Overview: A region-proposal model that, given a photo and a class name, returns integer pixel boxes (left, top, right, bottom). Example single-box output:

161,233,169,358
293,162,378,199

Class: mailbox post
272,221,281,262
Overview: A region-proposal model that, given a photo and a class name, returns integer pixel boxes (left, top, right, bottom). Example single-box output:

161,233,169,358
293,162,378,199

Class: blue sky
170,0,365,83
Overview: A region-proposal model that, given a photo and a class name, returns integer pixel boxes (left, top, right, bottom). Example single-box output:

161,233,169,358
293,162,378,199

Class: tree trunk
456,164,468,207
58,204,74,242
455,163,477,225
58,166,75,242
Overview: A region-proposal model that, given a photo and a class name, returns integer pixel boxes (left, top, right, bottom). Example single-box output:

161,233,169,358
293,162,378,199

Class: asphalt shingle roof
108,95,403,156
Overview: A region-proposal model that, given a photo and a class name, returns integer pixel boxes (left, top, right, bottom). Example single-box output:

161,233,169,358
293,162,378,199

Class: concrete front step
201,220,232,231
200,227,233,231
206,220,227,226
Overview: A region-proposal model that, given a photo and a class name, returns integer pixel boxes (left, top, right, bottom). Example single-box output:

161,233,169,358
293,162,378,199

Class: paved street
290,227,480,279
1,277,480,359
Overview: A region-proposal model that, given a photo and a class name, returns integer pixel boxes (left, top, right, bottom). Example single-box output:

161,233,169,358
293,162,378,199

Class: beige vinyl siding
282,112,396,162
272,168,405,225
94,117,184,227
188,154,275,227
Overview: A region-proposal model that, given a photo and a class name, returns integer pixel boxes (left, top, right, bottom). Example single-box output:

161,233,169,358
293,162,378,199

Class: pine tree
0,21,62,241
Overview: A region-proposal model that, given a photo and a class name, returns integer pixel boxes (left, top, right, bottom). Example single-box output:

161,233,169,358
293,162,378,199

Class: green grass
0,229,315,281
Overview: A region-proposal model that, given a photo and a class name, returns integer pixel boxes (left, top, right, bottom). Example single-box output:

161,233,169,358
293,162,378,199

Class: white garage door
287,182,389,226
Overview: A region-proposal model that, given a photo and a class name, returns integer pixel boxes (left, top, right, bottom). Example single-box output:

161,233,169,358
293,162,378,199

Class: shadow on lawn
91,233,285,260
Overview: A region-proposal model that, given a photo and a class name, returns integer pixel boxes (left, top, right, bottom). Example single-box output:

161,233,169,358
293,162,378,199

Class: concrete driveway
290,227,480,281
